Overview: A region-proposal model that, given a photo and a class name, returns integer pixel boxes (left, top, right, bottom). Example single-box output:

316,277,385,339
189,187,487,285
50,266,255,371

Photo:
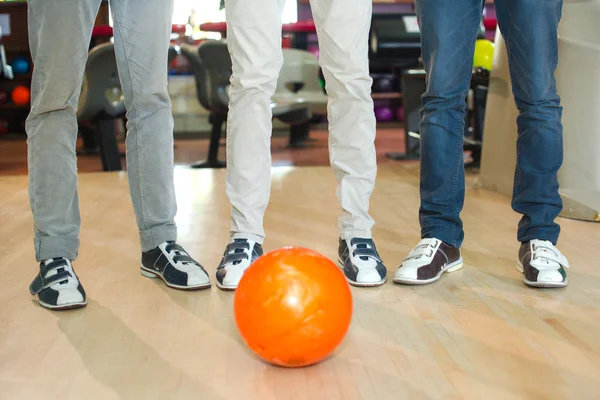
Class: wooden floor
0,166,599,399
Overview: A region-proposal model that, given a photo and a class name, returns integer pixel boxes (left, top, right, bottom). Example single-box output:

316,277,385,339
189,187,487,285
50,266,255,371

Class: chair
180,40,311,168
274,48,328,147
77,42,125,171
386,69,488,164
168,45,180,66
78,43,181,170
386,69,425,161
0,38,13,79
179,42,226,168
368,13,422,70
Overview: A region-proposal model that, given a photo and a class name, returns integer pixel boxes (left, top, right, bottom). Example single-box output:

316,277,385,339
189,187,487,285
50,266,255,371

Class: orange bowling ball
234,247,353,368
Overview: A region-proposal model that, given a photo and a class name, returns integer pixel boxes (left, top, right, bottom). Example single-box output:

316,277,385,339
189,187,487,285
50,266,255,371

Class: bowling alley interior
1,0,599,399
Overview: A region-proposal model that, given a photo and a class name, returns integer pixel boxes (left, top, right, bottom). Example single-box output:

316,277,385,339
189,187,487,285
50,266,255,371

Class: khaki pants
225,0,378,244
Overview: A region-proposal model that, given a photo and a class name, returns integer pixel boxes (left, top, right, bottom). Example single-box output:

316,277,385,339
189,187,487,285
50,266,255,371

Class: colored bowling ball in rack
0,119,8,135
396,106,404,122
373,77,395,93
11,86,31,106
473,39,495,71
0,91,8,104
10,57,30,74
375,106,394,122
318,77,325,91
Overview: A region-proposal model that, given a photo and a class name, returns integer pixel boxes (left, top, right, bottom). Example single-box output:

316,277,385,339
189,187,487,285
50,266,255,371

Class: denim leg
416,0,483,247
495,0,564,245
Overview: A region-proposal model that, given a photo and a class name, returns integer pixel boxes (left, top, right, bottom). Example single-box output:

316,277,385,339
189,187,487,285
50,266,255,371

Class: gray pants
26,0,177,262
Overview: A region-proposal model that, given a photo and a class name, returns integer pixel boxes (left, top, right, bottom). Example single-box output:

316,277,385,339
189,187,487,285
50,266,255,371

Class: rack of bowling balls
0,54,32,135
371,73,404,124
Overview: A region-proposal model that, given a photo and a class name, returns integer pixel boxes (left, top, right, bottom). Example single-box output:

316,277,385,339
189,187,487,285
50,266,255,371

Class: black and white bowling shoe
215,239,263,290
393,238,463,285
29,258,87,310
141,241,211,290
517,239,569,288
338,238,387,287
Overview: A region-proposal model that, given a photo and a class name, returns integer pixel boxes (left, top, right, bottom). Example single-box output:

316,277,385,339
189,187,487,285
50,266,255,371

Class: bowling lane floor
1,165,599,399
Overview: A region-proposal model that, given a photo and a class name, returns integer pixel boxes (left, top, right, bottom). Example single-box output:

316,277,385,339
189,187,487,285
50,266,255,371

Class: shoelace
165,242,198,266
531,240,569,269
404,239,438,261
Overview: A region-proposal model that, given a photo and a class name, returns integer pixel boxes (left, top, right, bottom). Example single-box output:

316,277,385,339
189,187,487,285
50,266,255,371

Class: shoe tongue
356,243,369,261
231,239,249,265
44,257,68,265
42,258,70,285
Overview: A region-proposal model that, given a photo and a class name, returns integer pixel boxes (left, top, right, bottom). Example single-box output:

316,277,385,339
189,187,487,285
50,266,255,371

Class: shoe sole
337,259,387,287
215,279,237,291
516,261,567,288
392,258,464,285
38,299,87,311
141,265,211,290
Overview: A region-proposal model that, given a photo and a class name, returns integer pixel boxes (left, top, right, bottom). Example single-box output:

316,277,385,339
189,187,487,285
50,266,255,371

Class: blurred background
0,0,505,175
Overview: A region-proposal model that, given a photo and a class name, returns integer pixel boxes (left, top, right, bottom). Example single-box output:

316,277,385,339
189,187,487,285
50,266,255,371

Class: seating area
80,40,329,171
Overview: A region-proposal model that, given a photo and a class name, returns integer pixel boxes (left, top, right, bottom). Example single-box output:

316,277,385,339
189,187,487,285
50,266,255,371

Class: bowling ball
374,77,394,93
11,86,30,106
473,39,494,71
0,91,8,104
0,119,7,135
234,247,353,368
375,106,393,122
318,77,325,91
10,56,30,74
396,106,404,122
282,36,292,49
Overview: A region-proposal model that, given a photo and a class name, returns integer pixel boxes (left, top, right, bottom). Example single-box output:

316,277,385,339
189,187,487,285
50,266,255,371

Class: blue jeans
416,0,564,248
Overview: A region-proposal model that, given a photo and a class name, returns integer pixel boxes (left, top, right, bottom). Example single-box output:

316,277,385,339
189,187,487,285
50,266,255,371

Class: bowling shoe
29,258,87,310
338,238,387,287
517,240,569,288
393,238,463,285
216,239,263,290
141,241,211,290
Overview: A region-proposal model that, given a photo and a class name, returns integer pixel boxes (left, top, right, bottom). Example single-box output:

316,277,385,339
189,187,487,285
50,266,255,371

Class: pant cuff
139,224,177,252
340,230,372,241
35,236,80,262
421,233,461,248
517,231,559,246
231,232,265,245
